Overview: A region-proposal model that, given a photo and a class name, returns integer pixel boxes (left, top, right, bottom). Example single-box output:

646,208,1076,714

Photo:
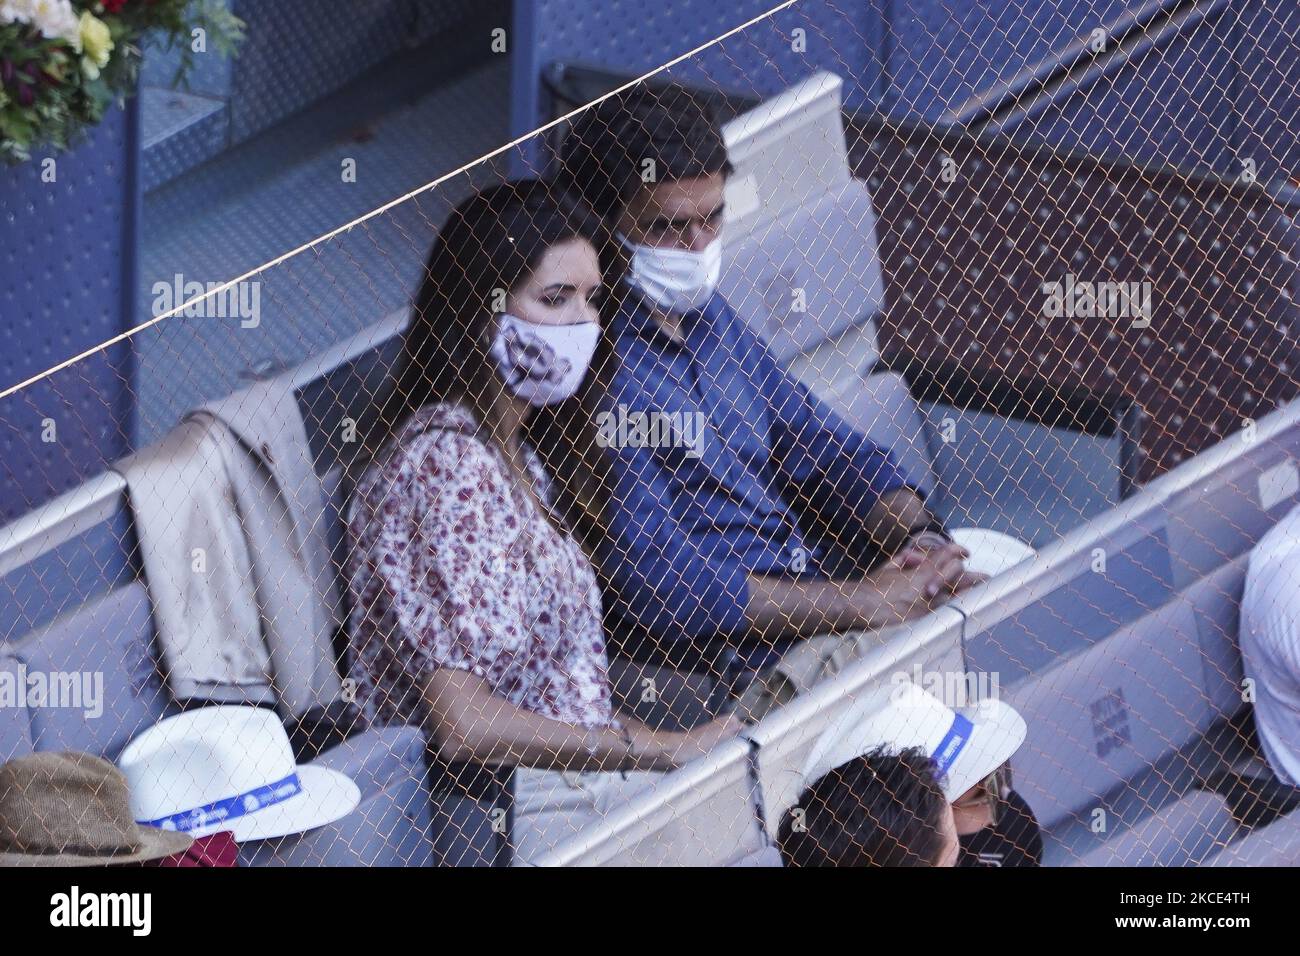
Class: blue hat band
930,713,975,777
139,772,302,832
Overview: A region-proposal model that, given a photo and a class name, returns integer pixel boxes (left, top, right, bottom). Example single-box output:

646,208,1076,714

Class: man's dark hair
777,746,950,867
556,83,734,220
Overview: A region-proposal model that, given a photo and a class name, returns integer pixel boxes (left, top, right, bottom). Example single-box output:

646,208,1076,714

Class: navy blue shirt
599,288,915,649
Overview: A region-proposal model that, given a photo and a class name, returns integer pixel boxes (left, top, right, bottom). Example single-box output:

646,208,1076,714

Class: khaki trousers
733,624,909,725
511,765,766,866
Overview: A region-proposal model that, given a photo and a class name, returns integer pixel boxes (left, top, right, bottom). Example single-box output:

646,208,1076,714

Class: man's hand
743,529,983,641
857,544,969,628
897,532,989,594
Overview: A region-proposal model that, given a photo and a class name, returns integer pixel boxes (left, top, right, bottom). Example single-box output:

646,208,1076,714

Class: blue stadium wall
0,102,139,527
511,0,1300,180
507,0,888,173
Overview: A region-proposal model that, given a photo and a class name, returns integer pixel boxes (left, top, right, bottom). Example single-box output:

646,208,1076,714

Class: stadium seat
0,652,33,763
958,495,1176,687
238,723,435,867
1204,805,1300,866
0,315,446,864
953,476,1177,856
1069,791,1237,867
293,312,515,866
293,308,407,582
985,577,1223,852
1180,557,1249,723
0,569,437,865
921,402,1127,547
0,568,437,865
808,369,937,500
716,72,884,413
949,396,1300,864
427,768,513,868
11,581,175,761
1165,430,1300,589
720,178,884,371
716,71,1136,549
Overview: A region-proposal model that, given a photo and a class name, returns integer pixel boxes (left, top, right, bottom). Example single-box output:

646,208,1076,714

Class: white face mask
489,312,600,407
619,234,723,314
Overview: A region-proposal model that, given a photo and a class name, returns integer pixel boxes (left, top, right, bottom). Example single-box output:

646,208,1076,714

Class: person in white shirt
1241,503,1300,787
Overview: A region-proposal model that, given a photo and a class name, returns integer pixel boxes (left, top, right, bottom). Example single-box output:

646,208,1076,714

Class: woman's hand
631,713,744,771
676,713,744,761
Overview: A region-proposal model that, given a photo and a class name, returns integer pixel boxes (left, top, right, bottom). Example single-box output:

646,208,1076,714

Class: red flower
102,0,129,12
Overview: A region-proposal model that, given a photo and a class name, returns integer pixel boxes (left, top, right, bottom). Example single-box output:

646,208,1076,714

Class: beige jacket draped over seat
115,375,343,716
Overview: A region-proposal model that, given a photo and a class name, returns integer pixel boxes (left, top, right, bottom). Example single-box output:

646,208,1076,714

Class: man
556,85,978,702
779,684,1041,867
778,746,960,867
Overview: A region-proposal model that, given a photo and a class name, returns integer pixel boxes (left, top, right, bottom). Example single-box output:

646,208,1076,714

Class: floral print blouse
346,402,616,732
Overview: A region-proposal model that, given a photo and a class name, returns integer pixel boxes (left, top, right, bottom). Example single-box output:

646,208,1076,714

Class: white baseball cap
118,705,361,841
803,682,1027,799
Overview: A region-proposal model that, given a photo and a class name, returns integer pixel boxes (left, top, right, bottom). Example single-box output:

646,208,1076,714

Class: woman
346,180,746,865
952,764,1043,867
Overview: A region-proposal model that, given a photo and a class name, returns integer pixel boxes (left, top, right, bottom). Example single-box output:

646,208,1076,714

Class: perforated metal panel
0,104,137,526
884,0,1146,120
856,125,1300,482
1008,7,1239,174
510,0,886,171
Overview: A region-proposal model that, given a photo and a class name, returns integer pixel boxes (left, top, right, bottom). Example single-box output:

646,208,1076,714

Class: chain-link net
2,0,1300,869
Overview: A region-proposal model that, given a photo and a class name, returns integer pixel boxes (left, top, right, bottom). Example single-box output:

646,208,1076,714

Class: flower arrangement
0,0,244,163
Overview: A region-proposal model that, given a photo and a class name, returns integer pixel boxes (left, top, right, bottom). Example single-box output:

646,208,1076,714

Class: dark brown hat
0,751,193,866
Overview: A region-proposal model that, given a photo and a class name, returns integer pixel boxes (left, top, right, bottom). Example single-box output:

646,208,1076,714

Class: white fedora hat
118,705,361,841
803,682,1027,799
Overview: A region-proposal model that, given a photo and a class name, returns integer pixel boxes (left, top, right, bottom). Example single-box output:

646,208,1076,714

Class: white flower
37,0,81,48
0,0,34,26
2,0,82,49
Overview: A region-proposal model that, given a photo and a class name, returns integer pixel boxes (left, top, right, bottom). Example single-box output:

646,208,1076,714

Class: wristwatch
906,515,952,552
907,530,952,552
908,513,952,541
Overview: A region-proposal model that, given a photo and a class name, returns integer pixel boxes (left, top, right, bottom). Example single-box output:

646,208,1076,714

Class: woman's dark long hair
372,178,614,553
